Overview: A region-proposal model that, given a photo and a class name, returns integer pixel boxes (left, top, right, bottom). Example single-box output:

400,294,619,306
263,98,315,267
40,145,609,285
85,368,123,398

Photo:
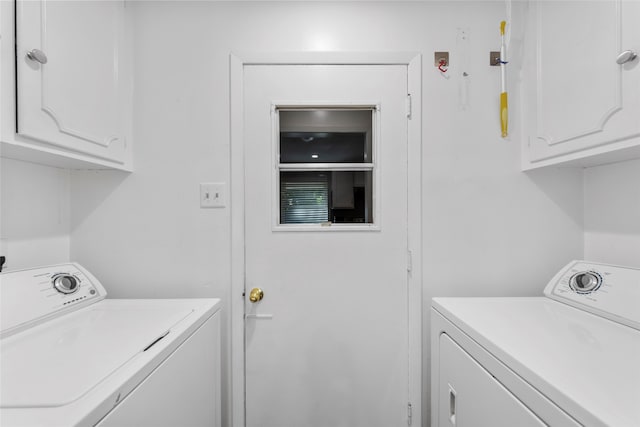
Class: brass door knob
249,288,264,303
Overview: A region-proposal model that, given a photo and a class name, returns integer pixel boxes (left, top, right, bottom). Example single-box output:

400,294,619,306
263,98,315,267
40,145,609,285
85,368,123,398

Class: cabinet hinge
407,402,413,426
406,94,412,119
407,250,413,274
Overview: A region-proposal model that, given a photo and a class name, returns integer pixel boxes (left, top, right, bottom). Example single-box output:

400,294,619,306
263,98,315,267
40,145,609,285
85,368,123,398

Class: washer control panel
0,263,107,337
544,260,640,330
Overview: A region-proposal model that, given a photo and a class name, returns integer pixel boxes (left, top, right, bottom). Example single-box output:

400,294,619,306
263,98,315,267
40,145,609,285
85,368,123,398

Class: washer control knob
569,271,602,294
52,274,80,294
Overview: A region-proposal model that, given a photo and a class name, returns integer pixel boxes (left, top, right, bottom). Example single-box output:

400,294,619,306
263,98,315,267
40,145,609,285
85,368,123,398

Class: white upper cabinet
1,0,132,170
522,0,640,169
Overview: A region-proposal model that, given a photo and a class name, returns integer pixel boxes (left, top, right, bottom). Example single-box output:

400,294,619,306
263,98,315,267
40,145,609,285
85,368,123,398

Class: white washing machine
0,263,221,427
431,260,640,427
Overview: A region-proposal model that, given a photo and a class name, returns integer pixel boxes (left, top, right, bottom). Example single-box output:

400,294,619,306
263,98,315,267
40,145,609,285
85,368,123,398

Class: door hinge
407,402,413,426
407,250,413,274
406,94,412,119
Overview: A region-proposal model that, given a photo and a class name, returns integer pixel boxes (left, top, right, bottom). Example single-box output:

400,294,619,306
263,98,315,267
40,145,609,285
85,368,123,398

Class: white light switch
200,182,226,208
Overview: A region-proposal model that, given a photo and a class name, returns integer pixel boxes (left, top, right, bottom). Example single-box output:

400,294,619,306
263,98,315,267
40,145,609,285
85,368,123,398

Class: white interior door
243,64,410,427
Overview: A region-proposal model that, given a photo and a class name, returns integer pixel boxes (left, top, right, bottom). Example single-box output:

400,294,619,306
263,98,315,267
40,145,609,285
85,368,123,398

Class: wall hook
434,52,449,73
438,59,448,73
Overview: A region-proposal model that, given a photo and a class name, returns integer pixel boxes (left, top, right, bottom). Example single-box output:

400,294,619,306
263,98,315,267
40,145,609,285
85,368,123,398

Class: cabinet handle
616,50,637,65
26,49,48,65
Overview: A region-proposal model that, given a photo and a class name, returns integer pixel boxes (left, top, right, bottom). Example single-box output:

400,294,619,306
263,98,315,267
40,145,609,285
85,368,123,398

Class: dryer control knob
52,274,80,294
569,271,602,294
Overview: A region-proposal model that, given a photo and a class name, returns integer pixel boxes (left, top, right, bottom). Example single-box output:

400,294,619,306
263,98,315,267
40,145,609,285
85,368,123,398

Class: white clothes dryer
0,263,221,427
431,260,640,427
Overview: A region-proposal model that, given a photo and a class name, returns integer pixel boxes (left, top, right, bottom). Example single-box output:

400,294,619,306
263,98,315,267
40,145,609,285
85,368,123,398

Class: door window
277,108,376,227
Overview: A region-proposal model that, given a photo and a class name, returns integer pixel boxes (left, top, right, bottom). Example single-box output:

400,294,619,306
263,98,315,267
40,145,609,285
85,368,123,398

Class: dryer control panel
0,263,107,337
544,260,640,331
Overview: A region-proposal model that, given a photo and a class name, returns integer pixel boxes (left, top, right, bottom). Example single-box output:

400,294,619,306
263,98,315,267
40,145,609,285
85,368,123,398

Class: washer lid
433,297,640,427
0,300,194,408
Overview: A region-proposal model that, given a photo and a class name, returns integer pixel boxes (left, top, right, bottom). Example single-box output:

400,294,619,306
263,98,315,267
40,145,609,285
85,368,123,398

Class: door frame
230,52,422,427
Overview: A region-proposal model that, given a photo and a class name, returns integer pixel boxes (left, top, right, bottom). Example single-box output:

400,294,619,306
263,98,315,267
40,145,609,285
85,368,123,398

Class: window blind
280,172,329,224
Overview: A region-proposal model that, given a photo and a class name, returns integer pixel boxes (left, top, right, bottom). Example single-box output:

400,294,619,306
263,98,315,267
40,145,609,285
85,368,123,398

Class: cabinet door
438,333,546,427
15,0,128,165
524,0,640,168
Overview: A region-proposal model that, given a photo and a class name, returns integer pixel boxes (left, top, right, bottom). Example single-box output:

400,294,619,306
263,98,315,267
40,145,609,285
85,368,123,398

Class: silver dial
569,271,602,294
52,274,80,294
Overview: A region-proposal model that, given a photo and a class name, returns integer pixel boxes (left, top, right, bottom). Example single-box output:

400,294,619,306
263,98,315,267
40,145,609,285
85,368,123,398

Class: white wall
584,158,640,267
0,158,71,271
64,2,583,426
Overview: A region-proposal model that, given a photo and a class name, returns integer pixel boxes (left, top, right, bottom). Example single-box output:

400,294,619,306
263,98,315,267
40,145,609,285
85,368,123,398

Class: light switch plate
200,182,226,208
